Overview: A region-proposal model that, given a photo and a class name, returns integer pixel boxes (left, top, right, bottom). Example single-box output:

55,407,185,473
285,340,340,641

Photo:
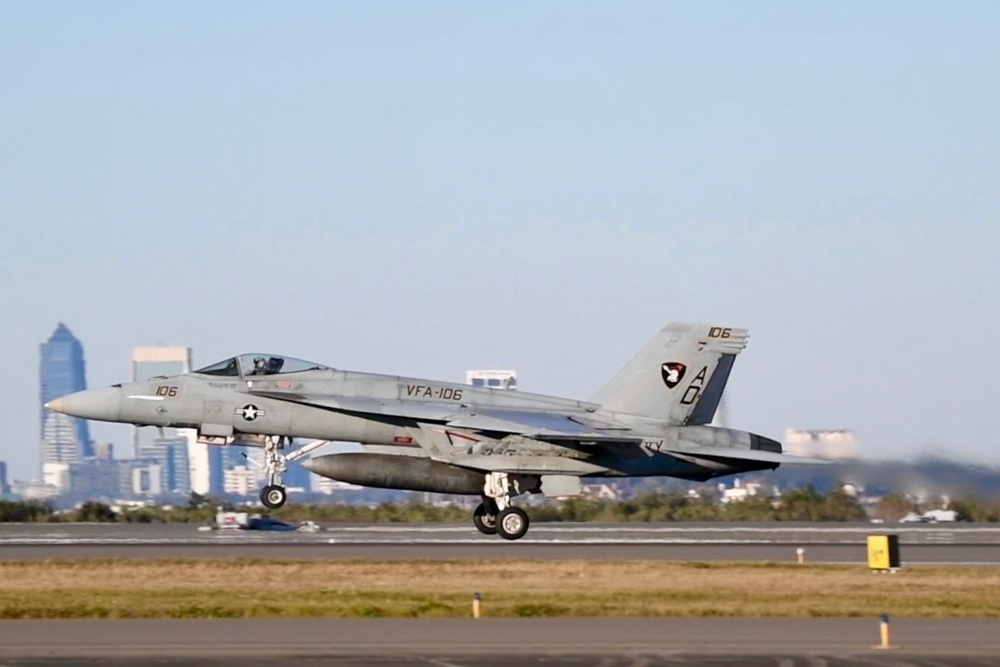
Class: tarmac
0,618,998,666
1,522,998,563
2,524,999,665
3,541,999,563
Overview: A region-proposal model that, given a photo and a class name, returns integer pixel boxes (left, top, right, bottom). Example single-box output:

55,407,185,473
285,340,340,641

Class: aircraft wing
250,392,827,465
251,391,635,437
248,392,459,422
445,409,633,438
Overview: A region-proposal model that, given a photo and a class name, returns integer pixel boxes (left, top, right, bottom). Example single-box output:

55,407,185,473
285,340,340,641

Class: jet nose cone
44,398,66,412
45,388,122,422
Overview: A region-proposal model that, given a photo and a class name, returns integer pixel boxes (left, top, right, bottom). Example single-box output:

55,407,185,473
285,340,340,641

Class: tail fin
590,322,749,424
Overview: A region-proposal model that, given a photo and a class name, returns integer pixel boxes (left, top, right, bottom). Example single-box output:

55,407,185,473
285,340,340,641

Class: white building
784,429,860,460
224,465,260,497
41,412,79,468
130,461,164,497
718,478,767,503
42,462,71,494
466,369,518,390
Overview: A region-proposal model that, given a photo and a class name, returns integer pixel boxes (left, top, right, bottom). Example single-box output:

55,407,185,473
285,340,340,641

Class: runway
0,618,998,666
3,524,998,665
3,541,999,563
1,522,997,563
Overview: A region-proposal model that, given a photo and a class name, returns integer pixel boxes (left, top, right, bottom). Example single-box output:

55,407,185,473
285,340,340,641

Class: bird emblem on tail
661,362,686,389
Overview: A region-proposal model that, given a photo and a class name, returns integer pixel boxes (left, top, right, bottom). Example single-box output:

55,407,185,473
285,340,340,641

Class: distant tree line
7,486,1000,524
0,487,878,524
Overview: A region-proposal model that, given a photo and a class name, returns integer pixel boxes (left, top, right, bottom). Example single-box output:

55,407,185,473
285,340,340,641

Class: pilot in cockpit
251,357,268,375
249,356,285,375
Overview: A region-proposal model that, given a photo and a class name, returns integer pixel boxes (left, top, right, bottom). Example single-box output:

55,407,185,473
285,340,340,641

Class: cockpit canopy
193,354,330,378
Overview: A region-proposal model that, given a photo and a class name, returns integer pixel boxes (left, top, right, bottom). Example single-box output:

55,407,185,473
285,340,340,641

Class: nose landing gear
260,484,287,509
259,439,289,508
242,438,331,510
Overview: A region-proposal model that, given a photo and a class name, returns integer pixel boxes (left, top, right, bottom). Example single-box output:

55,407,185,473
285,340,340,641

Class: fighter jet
46,322,825,540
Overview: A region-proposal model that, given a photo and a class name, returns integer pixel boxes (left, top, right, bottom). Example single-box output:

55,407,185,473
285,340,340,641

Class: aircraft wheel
473,502,498,535
260,484,287,509
496,507,530,541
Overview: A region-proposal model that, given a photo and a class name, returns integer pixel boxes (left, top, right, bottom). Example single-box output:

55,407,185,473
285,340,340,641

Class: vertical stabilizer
590,322,749,424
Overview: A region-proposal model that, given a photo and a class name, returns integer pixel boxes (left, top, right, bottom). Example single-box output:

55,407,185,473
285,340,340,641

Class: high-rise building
223,465,259,497
466,369,518,390
131,461,164,497
70,459,128,499
91,442,114,460
207,445,225,496
129,346,210,495
0,461,10,496
40,323,92,464
137,436,191,496
129,346,192,456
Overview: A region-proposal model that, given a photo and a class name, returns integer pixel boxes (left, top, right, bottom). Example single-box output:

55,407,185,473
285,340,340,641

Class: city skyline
18,329,310,499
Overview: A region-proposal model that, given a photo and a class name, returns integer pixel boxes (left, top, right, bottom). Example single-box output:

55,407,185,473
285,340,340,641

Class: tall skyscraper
40,324,92,469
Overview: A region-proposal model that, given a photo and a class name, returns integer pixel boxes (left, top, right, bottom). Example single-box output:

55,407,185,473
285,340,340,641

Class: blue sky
2,2,998,479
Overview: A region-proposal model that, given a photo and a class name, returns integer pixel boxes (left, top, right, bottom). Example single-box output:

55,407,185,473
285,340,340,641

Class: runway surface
5,521,1000,545
0,618,998,666
3,525,998,665
1,522,997,563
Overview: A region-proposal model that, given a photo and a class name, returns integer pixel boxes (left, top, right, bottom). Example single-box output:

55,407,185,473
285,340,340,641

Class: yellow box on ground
867,534,901,570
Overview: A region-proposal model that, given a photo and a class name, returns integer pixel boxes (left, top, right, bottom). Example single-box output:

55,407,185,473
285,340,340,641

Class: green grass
2,559,998,619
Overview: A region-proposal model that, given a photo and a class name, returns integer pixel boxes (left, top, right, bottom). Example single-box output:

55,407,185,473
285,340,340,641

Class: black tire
496,507,530,541
260,484,287,509
473,502,498,535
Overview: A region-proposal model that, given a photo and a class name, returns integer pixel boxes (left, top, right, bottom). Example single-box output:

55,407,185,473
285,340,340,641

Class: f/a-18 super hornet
46,322,825,540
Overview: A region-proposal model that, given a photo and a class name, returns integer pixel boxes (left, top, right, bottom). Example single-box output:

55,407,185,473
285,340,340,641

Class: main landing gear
473,472,531,540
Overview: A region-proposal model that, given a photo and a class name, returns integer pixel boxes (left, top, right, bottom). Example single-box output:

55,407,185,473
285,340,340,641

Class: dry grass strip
1,559,998,619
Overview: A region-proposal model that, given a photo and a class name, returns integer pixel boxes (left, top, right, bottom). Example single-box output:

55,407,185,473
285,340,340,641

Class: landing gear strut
243,438,331,510
259,437,288,509
477,472,531,540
